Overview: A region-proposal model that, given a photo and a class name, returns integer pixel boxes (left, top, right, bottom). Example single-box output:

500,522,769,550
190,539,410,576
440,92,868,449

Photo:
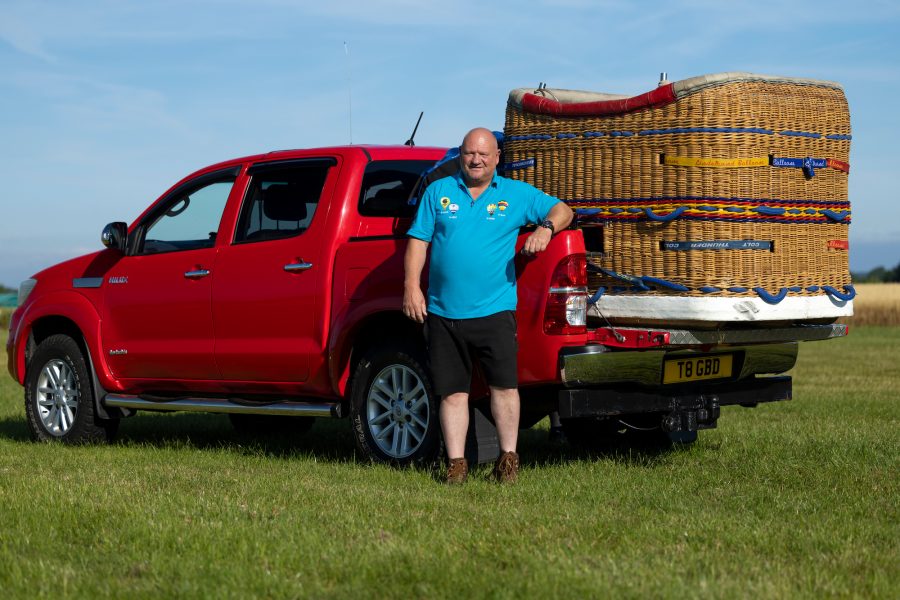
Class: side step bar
104,395,343,418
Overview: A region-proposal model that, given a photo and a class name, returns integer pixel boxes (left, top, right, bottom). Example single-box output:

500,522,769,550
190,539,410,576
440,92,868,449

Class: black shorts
424,310,518,397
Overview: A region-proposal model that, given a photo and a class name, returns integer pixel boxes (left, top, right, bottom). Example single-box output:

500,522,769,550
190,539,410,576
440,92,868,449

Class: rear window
358,160,436,217
234,163,331,244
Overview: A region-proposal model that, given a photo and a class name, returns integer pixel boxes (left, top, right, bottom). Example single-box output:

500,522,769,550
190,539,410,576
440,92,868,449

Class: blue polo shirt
407,171,560,319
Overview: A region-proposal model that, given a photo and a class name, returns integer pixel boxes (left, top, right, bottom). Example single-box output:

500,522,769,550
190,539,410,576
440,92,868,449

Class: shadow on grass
115,412,359,462
0,415,31,441
517,425,695,469
0,410,694,469
0,411,359,462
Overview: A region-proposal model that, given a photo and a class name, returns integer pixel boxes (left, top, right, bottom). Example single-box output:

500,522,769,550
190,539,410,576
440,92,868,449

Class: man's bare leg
440,392,469,459
490,386,520,453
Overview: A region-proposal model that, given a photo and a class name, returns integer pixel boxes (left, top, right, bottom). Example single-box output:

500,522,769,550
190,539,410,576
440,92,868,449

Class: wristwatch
539,219,555,234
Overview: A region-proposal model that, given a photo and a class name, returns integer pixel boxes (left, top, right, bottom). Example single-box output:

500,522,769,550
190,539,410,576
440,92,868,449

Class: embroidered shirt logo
487,203,497,216
440,197,450,210
498,200,508,211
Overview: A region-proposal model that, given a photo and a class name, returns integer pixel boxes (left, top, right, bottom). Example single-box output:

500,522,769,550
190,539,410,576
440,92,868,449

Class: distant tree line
852,261,900,283
0,284,15,294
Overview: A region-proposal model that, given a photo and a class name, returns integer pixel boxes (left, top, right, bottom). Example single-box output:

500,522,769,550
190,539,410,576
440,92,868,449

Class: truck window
139,176,236,255
358,160,436,217
235,164,330,243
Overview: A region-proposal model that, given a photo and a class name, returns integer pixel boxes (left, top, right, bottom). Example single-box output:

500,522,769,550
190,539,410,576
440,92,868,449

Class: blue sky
1,0,898,287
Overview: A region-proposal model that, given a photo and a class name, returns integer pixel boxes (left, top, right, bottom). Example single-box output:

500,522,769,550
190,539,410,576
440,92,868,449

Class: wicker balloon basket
502,72,854,324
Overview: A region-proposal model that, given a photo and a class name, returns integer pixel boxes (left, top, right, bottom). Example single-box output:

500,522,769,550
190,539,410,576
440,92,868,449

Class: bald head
459,127,500,188
461,128,499,153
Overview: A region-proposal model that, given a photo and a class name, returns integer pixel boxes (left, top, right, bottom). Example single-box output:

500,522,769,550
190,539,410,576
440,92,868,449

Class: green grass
1,328,897,598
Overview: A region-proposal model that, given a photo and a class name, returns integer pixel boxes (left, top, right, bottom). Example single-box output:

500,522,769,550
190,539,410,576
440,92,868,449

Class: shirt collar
453,170,502,190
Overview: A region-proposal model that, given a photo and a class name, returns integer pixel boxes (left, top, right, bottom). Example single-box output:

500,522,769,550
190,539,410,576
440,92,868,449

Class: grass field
0,327,897,598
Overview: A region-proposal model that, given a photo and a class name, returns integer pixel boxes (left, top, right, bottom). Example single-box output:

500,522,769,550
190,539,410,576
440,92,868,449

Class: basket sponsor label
663,156,768,168
772,156,850,174
501,157,536,171
827,240,849,250
661,240,773,251
660,155,850,175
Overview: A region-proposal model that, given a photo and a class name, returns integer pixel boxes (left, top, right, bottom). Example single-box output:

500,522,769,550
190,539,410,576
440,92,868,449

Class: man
403,127,573,484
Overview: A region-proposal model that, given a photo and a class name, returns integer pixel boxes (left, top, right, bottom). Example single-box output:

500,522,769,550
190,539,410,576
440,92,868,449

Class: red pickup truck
6,144,846,464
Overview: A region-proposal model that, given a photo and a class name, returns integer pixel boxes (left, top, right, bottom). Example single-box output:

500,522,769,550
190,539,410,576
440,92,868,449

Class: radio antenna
344,42,353,144
405,111,424,146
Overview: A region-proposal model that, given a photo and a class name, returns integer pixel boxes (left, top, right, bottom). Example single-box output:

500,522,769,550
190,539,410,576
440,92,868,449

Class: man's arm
403,237,430,323
521,201,574,256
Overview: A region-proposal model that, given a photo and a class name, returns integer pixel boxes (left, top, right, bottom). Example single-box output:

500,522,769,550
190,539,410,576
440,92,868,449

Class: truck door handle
184,269,211,279
284,262,313,272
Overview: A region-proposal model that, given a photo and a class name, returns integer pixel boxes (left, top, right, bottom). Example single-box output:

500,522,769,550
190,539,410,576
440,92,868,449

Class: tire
349,344,439,465
228,413,315,435
24,334,118,444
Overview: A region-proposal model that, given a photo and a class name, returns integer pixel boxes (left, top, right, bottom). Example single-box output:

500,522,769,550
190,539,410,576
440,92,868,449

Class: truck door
212,158,338,382
101,168,239,381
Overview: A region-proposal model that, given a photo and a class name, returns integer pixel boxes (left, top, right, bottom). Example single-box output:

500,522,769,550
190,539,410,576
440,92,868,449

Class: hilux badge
108,276,128,284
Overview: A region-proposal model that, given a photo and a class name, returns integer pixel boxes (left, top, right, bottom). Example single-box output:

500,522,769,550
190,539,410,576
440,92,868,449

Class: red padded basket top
520,83,676,117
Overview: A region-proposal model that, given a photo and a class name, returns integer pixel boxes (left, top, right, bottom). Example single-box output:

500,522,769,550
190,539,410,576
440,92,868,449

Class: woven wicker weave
503,73,852,304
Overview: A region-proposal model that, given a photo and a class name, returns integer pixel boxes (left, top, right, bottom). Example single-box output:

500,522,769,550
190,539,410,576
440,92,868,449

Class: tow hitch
661,395,721,432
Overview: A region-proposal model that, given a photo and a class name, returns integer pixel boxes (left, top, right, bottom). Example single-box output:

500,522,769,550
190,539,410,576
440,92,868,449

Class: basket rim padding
593,293,852,322
508,71,845,117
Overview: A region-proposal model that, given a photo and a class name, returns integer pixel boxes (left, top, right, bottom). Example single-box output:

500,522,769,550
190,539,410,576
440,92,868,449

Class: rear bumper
560,342,798,388
559,323,846,388
558,375,792,420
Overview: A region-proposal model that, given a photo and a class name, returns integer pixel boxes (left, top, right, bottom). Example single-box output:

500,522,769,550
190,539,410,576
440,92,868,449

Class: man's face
459,132,500,187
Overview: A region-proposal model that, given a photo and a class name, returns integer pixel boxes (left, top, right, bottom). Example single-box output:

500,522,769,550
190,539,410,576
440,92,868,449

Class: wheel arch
332,309,425,398
18,294,120,420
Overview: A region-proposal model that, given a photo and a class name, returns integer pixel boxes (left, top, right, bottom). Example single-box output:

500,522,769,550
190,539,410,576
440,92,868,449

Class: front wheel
349,345,439,465
24,334,118,443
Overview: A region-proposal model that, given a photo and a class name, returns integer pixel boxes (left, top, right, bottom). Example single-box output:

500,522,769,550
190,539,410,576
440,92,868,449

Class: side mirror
101,222,128,252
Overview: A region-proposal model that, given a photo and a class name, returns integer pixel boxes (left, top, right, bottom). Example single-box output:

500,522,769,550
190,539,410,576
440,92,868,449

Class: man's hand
403,237,429,323
403,284,428,323
521,226,553,256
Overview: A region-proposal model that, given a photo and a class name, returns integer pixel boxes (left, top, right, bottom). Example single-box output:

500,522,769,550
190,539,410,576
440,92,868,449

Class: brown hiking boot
446,457,468,485
491,451,519,484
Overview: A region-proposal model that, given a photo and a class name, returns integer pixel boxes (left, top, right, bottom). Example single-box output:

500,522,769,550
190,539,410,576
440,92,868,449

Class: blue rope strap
505,129,850,142
823,285,857,301
570,195,851,224
590,270,856,305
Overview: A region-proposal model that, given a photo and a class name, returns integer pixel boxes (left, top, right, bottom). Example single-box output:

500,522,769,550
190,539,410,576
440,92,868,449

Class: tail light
543,253,588,335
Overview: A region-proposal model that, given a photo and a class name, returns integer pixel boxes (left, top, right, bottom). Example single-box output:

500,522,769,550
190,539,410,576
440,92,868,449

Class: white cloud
0,10,55,62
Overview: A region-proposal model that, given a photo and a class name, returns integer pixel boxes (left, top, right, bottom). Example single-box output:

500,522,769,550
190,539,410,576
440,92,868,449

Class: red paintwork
6,144,595,403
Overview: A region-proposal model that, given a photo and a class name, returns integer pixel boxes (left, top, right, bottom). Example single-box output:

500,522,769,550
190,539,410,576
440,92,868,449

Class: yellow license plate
663,354,733,384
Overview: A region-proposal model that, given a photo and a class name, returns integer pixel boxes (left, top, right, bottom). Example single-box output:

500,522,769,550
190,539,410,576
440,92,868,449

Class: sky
1,0,899,288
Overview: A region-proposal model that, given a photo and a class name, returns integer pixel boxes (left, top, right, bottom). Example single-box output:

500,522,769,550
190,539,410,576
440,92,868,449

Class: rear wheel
349,345,439,465
24,334,117,443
